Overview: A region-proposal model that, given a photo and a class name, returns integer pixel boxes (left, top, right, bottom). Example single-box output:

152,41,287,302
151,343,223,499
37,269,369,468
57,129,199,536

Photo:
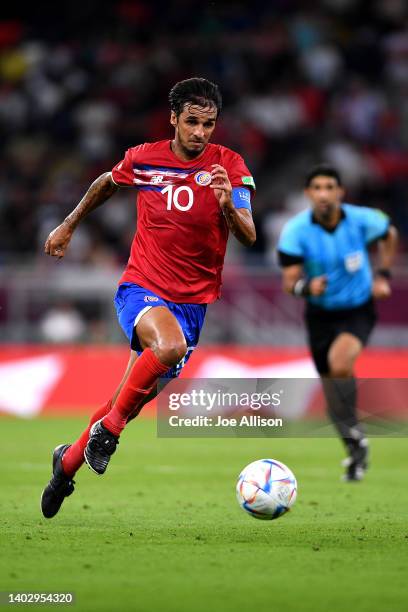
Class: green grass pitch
1,417,407,612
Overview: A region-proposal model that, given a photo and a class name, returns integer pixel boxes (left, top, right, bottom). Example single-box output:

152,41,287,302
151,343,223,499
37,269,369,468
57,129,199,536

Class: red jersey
111,140,254,303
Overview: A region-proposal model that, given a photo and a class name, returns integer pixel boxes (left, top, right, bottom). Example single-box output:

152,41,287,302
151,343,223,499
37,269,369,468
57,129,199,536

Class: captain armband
231,187,252,211
292,278,311,297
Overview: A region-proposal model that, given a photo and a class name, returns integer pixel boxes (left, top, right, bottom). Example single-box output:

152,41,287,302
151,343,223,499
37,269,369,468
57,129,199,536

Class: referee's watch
292,278,311,297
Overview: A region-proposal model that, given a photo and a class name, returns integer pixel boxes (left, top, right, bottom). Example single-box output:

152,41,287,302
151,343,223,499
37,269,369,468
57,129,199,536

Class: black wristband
292,278,311,297
376,268,392,280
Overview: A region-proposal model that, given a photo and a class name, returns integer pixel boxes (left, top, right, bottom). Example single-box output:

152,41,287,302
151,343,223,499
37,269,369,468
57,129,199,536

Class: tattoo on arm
64,173,118,229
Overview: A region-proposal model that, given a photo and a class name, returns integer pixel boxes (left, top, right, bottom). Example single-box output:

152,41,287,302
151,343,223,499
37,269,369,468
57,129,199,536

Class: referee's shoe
342,439,369,481
41,444,75,518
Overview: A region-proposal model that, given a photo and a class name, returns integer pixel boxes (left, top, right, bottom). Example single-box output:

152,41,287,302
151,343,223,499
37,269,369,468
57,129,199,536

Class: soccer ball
236,458,297,520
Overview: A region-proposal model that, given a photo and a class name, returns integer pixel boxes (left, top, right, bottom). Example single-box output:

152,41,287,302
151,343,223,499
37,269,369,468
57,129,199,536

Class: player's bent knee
155,338,188,366
328,360,353,378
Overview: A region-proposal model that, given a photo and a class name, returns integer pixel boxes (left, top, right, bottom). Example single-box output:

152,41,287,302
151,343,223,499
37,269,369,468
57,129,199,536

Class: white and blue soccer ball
236,458,297,520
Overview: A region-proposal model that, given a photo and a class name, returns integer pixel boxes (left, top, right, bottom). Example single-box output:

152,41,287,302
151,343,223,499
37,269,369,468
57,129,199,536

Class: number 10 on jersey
161,185,194,211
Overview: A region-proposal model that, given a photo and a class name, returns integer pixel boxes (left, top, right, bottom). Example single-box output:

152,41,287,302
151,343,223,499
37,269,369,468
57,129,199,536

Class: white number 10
161,185,194,211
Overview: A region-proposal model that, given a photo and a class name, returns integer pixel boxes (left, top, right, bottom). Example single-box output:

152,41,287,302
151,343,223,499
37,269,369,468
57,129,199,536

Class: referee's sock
322,377,366,453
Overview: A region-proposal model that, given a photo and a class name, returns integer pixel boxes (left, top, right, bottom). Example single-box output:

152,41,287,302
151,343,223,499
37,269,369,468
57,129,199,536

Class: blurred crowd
1,0,408,270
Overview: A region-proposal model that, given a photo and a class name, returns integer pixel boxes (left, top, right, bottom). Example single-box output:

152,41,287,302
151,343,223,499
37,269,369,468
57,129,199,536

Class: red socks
102,348,169,436
61,349,169,477
62,399,112,478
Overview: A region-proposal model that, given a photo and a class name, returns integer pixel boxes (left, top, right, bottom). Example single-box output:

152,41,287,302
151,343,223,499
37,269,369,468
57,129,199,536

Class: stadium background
0,0,407,417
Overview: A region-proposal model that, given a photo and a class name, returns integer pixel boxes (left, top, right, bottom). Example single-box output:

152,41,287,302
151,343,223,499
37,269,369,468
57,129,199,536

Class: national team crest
194,171,212,186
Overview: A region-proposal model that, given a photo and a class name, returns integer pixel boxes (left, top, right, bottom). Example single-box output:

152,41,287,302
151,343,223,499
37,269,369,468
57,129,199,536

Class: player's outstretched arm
44,172,118,258
210,164,256,247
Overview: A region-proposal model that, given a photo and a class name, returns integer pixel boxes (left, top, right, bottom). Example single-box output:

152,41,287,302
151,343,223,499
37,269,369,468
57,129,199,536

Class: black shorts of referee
305,298,377,375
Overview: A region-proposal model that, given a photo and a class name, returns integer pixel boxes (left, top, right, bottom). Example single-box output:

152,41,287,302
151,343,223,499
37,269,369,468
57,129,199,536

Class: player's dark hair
305,164,342,187
169,77,222,117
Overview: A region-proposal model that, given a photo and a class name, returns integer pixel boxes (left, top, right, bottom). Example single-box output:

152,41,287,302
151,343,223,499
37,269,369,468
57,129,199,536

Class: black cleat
84,420,119,475
41,444,75,518
342,440,369,482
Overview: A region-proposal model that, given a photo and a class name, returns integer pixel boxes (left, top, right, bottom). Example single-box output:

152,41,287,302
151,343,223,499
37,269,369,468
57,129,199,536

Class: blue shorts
114,282,207,378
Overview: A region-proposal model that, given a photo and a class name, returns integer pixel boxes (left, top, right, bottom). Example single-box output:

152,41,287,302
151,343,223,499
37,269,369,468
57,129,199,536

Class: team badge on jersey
345,251,363,273
194,171,212,186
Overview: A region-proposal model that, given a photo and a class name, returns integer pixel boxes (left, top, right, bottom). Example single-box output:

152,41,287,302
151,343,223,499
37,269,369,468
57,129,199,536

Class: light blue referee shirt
277,204,390,310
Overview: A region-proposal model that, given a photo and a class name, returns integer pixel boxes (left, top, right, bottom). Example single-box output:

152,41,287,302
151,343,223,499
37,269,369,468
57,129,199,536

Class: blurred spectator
0,0,407,266
40,301,86,343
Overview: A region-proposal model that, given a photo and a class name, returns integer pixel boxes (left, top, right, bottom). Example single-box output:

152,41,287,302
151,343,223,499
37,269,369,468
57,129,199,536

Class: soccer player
41,77,256,517
277,165,398,481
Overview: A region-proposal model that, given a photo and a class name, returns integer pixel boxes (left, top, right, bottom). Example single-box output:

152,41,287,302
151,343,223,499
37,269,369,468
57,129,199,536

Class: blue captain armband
232,187,252,211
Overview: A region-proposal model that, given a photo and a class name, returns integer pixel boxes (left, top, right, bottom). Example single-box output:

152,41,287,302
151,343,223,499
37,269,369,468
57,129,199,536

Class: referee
277,165,398,480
